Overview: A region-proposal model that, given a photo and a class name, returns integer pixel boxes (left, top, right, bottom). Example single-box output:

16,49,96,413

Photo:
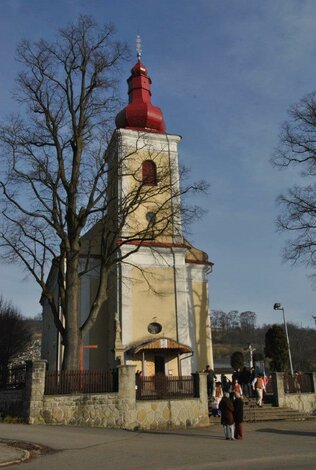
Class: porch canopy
126,337,193,355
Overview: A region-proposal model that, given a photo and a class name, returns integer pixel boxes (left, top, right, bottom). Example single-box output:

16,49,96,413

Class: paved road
0,420,315,469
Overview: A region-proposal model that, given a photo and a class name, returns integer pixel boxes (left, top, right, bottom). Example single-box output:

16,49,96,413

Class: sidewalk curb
0,439,50,468
0,446,30,467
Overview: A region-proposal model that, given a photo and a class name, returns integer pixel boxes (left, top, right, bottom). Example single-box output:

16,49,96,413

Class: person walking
232,378,243,396
221,375,231,394
249,367,256,397
204,365,216,398
252,373,266,407
233,392,244,439
294,370,302,393
219,392,235,440
232,368,240,382
240,366,251,397
213,381,223,407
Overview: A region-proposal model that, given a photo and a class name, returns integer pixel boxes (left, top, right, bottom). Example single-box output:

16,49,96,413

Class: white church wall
186,263,213,371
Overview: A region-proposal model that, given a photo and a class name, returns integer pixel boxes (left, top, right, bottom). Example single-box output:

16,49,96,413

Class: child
209,397,221,417
213,381,223,407
232,379,243,396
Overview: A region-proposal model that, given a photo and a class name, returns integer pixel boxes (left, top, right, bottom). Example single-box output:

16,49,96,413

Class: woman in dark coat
233,392,244,439
219,392,235,440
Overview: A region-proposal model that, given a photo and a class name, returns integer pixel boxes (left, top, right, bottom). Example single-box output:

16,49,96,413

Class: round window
147,322,162,334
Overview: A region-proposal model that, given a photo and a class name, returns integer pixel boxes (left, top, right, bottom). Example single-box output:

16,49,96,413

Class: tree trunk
62,251,82,370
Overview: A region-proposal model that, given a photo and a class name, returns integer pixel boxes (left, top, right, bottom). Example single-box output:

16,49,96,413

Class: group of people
203,364,269,440
219,391,244,440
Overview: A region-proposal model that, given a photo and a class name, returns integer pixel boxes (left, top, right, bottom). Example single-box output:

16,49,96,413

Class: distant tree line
211,310,256,331
211,309,316,371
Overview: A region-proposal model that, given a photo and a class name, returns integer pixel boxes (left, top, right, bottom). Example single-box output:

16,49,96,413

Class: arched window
142,160,157,186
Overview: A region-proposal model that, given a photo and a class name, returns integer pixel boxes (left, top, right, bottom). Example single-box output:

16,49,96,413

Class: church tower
101,44,214,375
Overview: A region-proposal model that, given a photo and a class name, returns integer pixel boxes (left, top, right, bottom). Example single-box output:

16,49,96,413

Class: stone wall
24,360,47,423
136,398,209,430
273,372,316,414
21,361,208,430
3,364,316,426
279,392,316,413
41,393,124,427
135,373,209,430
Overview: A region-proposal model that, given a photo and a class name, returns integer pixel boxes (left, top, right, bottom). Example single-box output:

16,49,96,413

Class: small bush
0,415,24,424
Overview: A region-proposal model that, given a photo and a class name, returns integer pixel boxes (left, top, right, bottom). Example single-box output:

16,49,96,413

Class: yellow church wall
121,147,176,242
144,355,155,376
191,280,212,371
130,265,177,343
166,356,179,376
136,354,179,376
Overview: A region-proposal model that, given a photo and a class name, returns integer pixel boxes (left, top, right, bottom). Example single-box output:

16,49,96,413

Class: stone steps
209,400,311,424
243,409,308,422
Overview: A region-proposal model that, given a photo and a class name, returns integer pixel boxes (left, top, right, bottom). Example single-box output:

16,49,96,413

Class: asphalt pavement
0,419,315,469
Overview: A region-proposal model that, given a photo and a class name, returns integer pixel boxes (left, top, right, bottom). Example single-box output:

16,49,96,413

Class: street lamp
273,303,294,375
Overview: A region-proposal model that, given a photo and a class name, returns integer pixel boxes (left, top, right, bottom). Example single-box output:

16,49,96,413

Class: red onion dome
115,60,166,133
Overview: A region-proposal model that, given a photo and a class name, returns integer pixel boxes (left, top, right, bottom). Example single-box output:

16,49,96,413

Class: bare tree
0,296,32,386
211,310,240,331
273,91,316,268
0,16,206,369
210,310,227,330
227,310,240,329
239,311,256,330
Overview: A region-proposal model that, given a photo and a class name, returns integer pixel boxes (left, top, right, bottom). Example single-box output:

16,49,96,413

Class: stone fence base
135,398,209,430
273,372,316,414
1,361,209,431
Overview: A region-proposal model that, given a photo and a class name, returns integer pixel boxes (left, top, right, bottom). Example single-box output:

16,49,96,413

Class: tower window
146,211,156,224
142,160,157,186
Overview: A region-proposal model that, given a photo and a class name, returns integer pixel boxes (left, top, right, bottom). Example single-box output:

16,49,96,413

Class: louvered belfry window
142,160,157,185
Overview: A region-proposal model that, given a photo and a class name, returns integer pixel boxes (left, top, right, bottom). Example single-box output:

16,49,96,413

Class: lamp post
273,303,294,375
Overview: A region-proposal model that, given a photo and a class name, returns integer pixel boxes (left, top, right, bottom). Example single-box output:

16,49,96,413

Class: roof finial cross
136,35,142,61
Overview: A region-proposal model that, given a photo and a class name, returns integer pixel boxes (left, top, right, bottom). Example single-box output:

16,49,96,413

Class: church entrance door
154,356,165,375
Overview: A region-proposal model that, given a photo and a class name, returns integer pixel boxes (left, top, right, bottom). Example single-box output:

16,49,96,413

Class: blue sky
1,0,316,327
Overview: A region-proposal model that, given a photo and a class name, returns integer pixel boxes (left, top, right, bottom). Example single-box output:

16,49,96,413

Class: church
41,49,214,376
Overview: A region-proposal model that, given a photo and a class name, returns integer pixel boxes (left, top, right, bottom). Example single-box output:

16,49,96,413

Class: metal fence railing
265,377,274,394
283,373,314,394
0,364,27,390
44,369,118,395
136,374,199,400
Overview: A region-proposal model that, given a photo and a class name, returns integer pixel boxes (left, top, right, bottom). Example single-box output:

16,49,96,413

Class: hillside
212,322,316,371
